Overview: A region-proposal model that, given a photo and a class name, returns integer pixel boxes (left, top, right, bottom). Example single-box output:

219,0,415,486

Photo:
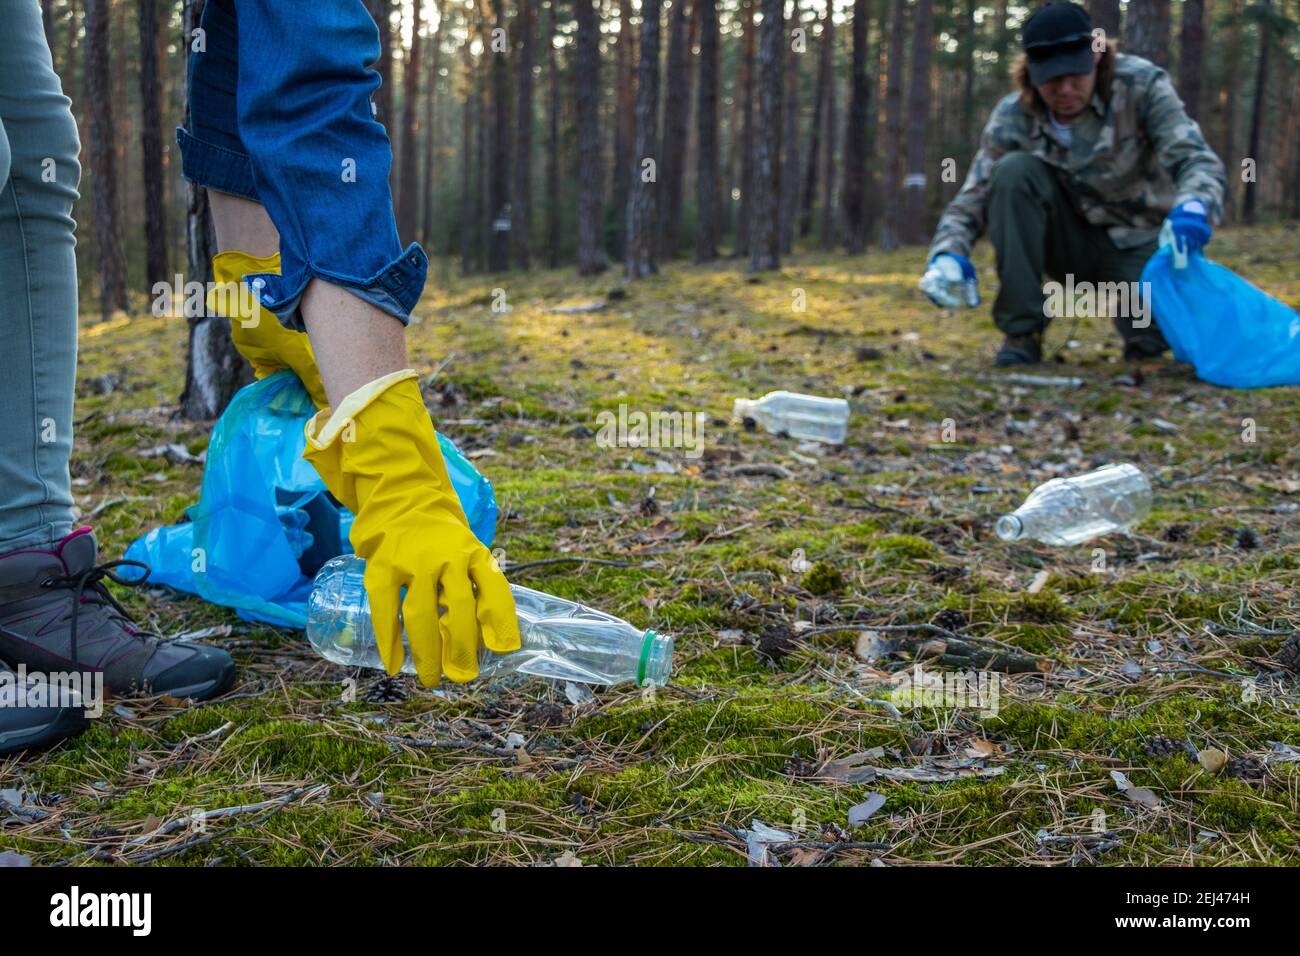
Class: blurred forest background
37,0,1300,410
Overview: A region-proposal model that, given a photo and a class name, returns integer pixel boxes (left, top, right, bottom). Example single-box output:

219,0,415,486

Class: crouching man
919,1,1226,366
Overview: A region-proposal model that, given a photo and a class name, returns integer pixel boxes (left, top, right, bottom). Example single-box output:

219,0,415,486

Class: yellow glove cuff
304,369,421,449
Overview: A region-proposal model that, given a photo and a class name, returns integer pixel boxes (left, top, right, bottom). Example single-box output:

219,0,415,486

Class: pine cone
1144,735,1188,758
931,609,969,633
1277,636,1300,675
362,675,409,703
1226,756,1266,781
522,701,566,728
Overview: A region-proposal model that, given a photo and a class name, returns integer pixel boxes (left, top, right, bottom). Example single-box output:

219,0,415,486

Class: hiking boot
0,528,235,701
994,332,1043,366
0,660,89,756
1122,332,1169,362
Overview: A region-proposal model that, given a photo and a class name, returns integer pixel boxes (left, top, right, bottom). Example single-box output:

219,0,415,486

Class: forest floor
4,224,1299,866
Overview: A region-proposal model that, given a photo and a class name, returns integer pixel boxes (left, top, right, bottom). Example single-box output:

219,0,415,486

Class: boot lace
40,560,152,665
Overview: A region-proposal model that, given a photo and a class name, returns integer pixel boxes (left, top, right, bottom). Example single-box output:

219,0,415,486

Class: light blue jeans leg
0,1,81,551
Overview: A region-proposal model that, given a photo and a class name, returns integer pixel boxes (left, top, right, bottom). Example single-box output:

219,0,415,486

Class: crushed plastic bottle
732,390,849,444
996,463,1152,546
306,555,673,687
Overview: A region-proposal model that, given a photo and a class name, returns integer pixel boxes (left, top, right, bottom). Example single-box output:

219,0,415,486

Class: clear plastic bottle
996,463,1152,546
732,391,850,444
306,555,673,687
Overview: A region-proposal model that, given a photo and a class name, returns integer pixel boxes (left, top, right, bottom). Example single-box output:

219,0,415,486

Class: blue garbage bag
125,371,498,628
1143,245,1300,389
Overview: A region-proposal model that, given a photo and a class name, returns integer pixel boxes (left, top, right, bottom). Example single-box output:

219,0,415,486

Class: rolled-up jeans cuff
176,126,259,202
248,243,429,332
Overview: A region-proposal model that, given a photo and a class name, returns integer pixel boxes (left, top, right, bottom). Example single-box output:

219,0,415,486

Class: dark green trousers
987,152,1164,348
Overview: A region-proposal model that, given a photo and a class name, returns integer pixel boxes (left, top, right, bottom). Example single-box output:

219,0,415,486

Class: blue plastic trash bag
1143,243,1300,389
125,371,498,628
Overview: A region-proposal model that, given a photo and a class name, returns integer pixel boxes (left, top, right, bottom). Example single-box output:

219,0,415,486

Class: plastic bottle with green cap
306,555,673,687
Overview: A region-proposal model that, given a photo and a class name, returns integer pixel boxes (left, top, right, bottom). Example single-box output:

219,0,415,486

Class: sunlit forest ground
5,223,1299,865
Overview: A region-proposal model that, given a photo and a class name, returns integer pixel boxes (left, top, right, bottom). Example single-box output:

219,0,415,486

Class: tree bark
365,0,395,124
1220,0,1243,219
1242,0,1270,225
879,0,906,250
575,0,608,274
613,0,637,258
1125,0,1171,67
138,0,168,288
818,11,838,250
460,25,476,275
1177,0,1205,119
800,8,831,238
84,0,128,320
178,0,250,420
487,0,512,271
736,0,756,256
778,0,802,255
961,0,976,147
841,0,869,252
397,0,424,244
749,0,783,271
420,0,443,247
659,0,693,258
695,0,720,262
902,0,932,245
513,0,536,268
626,0,663,278
1088,0,1120,39
545,0,562,268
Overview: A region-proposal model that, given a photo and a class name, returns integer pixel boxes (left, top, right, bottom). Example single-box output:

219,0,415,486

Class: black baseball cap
1023,2,1096,85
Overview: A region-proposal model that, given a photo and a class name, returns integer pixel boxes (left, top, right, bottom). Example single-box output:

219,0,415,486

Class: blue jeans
0,0,80,551
178,0,426,330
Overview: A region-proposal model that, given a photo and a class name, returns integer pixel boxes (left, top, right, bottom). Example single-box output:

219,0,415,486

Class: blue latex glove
1165,200,1212,254
920,253,980,308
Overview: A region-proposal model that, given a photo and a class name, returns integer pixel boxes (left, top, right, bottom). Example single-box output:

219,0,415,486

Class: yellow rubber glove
303,370,521,686
207,250,329,409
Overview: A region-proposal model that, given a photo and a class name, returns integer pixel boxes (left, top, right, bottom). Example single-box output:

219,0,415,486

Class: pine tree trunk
626,0,663,278
178,0,250,421
366,0,395,124
461,31,476,275
819,13,838,250
397,1,423,244
1125,0,1170,67
801,9,832,238
879,0,906,250
420,1,442,247
1242,0,1270,225
545,0,562,268
961,0,976,147
778,0,802,256
659,0,693,259
138,0,168,288
736,0,756,256
613,0,637,259
1088,0,1120,38
841,0,869,253
486,0,512,272
513,0,535,269
749,0,783,271
695,0,720,262
1177,0,1204,119
902,0,932,245
575,0,608,274
1220,0,1243,220
84,0,128,320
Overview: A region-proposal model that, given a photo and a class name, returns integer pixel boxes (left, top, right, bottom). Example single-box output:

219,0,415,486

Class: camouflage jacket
929,54,1227,260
